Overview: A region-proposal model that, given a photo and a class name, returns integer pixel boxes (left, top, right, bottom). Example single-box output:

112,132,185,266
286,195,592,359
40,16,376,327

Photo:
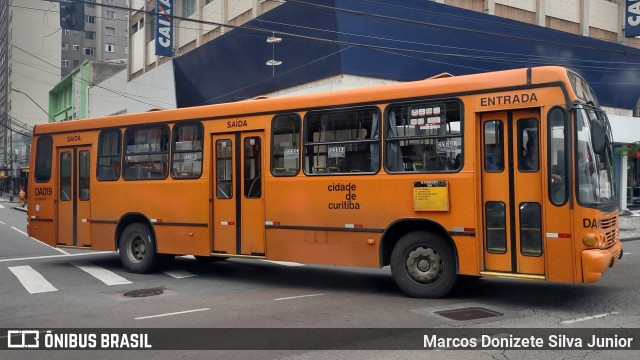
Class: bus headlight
582,234,599,247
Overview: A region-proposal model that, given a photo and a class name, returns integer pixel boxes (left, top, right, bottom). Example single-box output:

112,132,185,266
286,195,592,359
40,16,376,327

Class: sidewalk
0,194,27,212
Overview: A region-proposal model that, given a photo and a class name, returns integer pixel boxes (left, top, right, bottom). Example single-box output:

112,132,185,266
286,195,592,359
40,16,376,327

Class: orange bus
27,66,622,298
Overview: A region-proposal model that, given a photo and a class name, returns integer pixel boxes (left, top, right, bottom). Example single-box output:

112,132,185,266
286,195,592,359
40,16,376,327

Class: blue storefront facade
173,0,640,110
170,0,640,210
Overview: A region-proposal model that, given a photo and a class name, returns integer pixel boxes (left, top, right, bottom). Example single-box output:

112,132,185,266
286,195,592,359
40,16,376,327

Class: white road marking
0,206,4,209
262,260,305,267
72,261,132,285
9,228,69,255
560,312,619,324
0,251,114,263
11,226,28,237
0,220,5,224
8,265,58,294
274,293,325,301
135,308,210,320
164,269,197,279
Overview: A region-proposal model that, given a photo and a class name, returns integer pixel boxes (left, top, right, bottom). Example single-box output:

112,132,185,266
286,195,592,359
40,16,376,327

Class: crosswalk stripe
72,261,132,285
8,266,58,294
164,269,197,279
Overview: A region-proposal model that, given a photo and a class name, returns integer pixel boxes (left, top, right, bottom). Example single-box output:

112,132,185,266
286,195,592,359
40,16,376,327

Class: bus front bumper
581,241,623,283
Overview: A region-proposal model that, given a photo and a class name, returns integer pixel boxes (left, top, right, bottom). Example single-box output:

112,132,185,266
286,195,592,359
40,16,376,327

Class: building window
105,11,115,20
84,47,95,55
132,18,144,34
73,44,79,51
105,0,115,4
182,0,196,17
105,27,115,36
63,29,71,35
147,8,156,40
85,31,96,40
105,43,115,53
86,15,96,23
61,59,70,67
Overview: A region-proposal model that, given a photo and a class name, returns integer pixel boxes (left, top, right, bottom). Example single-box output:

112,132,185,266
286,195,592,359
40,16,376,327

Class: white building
0,0,61,192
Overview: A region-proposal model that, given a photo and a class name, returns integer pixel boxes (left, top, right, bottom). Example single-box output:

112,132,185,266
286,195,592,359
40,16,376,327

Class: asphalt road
1,201,639,359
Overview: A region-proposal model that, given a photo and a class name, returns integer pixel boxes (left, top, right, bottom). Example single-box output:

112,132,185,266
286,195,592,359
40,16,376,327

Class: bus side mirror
590,120,606,155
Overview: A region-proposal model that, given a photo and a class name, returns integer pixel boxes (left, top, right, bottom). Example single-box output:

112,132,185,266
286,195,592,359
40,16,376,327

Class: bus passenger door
56,147,92,247
481,110,545,276
212,132,265,256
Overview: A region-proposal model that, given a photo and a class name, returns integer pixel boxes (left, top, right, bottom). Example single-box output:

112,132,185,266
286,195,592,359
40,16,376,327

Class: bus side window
548,107,568,205
35,136,53,182
385,101,462,173
271,114,301,176
172,123,203,179
518,120,539,172
303,108,380,175
123,126,170,180
97,129,122,181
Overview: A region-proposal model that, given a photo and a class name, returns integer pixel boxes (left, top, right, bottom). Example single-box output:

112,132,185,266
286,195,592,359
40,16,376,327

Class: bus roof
34,66,573,136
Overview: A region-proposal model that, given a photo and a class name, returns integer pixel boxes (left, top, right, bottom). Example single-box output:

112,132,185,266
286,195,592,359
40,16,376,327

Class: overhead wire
4,0,639,111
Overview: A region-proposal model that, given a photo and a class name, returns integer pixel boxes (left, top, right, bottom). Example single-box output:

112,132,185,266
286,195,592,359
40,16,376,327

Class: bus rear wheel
119,223,165,273
390,231,457,298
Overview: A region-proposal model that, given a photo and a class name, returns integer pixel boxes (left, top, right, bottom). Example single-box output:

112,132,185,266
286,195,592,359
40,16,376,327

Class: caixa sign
626,0,640,37
155,0,173,57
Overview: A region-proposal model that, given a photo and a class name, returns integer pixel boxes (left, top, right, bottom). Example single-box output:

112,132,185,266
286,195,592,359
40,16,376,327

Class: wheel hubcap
405,246,442,284
128,234,146,264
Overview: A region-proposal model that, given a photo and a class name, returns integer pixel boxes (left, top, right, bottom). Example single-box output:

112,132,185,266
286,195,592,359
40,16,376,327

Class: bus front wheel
119,223,165,273
390,231,457,298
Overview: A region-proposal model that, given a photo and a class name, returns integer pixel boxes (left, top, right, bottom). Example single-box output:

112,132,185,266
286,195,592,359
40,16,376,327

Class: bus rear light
345,224,363,229
366,239,375,245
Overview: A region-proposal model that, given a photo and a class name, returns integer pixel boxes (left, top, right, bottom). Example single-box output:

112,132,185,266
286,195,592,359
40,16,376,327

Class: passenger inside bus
521,137,539,171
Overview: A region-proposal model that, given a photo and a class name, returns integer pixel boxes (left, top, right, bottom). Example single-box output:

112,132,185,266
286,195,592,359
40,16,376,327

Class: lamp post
266,32,283,76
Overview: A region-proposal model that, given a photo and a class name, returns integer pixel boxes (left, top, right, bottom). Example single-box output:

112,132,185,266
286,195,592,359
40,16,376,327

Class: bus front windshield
575,106,617,209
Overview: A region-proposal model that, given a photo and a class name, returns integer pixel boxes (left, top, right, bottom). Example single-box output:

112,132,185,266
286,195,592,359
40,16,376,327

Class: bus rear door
481,110,545,277
212,132,265,256
56,146,92,247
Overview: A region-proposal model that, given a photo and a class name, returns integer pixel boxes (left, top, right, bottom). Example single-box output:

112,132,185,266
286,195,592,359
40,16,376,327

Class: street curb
12,207,27,213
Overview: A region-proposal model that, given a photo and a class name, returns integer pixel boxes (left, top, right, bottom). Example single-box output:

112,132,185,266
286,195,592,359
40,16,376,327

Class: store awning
608,115,640,144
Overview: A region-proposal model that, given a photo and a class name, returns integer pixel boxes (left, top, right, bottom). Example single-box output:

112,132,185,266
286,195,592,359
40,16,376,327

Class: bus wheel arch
380,219,459,270
380,220,459,298
115,213,155,250
115,213,169,273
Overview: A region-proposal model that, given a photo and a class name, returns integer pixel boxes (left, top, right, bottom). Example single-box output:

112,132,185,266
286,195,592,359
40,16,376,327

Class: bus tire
119,223,163,273
390,231,457,298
